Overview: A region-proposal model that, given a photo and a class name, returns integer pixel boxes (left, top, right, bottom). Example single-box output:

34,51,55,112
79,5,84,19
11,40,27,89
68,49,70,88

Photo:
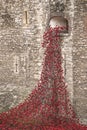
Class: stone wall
0,0,87,125
0,0,50,112
73,0,87,124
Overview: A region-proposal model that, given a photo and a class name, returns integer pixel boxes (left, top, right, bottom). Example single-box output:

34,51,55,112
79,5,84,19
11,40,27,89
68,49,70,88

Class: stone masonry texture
0,0,87,125
73,0,87,124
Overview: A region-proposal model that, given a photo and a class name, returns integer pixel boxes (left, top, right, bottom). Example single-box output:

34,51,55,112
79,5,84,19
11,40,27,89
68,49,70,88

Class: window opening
25,11,28,24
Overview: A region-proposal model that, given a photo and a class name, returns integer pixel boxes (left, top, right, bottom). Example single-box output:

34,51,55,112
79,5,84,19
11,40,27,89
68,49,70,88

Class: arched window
49,16,68,36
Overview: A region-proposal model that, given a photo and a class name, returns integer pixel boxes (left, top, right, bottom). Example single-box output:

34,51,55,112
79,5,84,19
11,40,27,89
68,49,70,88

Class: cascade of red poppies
0,27,87,130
